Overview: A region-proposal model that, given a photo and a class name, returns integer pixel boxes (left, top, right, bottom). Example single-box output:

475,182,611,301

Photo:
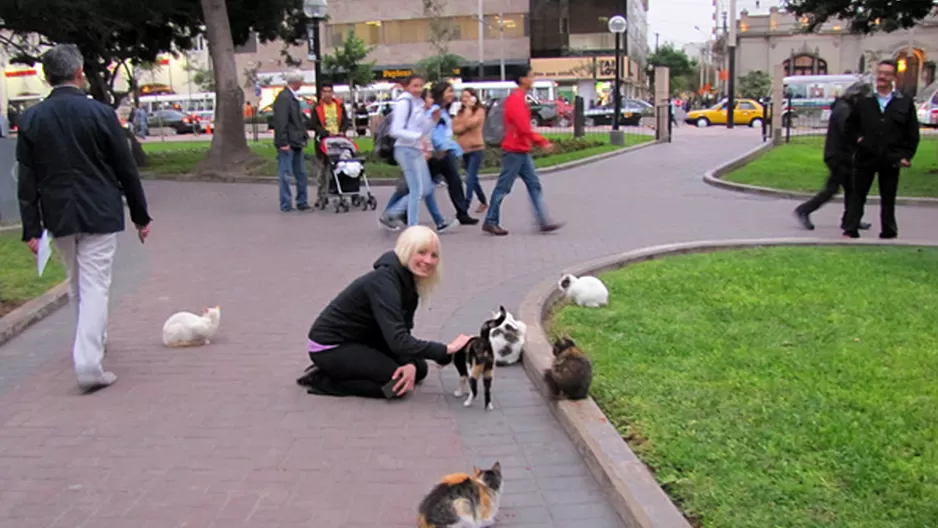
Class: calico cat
453,306,507,411
543,336,593,400
489,308,526,367
417,462,503,528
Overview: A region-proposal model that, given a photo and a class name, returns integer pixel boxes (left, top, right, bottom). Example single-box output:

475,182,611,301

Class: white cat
161,306,221,348
558,273,609,308
490,307,527,366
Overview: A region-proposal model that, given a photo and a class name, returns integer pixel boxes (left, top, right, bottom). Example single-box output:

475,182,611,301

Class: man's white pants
54,233,119,377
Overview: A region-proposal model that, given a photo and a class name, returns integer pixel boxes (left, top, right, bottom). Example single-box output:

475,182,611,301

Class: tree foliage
738,70,772,99
648,44,698,96
320,33,376,89
783,0,937,33
416,53,465,82
423,0,457,80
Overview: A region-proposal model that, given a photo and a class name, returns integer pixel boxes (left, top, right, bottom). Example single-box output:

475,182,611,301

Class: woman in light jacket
452,87,488,213
378,75,451,231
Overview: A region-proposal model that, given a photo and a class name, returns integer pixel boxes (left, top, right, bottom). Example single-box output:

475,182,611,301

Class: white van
916,81,938,128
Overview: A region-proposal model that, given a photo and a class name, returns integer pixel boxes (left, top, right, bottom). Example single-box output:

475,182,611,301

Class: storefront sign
532,56,632,81
4,68,37,78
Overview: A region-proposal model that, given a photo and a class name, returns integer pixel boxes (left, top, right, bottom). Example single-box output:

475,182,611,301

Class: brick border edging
0,281,69,348
517,237,938,528
701,141,938,208
138,138,660,186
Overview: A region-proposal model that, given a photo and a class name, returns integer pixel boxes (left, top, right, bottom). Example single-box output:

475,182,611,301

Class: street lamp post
608,15,627,145
303,0,328,99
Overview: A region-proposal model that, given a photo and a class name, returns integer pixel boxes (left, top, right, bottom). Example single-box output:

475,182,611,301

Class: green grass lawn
0,232,67,317
724,136,938,197
551,246,938,528
139,131,652,179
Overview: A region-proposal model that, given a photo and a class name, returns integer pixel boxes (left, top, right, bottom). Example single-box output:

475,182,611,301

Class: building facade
527,0,650,100
735,7,938,97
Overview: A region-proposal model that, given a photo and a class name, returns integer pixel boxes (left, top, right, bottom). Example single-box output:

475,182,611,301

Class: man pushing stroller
310,83,352,207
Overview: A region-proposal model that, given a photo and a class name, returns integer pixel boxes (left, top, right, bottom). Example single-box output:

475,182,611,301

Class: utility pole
655,32,659,53
726,0,737,128
499,12,506,81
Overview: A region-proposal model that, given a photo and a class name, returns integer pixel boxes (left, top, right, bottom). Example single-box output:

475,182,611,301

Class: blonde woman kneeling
297,226,473,398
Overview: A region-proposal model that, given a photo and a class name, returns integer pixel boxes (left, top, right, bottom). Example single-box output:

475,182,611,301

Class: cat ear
473,466,482,476
492,461,501,472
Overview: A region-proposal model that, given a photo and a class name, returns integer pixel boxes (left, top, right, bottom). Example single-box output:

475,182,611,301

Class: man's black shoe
794,210,815,230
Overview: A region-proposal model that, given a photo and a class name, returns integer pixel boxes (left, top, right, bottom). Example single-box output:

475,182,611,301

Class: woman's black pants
305,343,429,399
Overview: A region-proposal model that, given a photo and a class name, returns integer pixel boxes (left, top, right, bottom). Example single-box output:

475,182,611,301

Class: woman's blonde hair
394,225,442,299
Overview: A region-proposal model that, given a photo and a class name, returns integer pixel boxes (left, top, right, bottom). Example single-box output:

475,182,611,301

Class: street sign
254,82,261,97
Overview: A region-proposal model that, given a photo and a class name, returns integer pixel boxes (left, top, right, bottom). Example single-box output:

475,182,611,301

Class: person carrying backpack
377,76,452,232
481,66,564,236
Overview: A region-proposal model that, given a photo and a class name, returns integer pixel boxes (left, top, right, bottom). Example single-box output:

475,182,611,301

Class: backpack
374,98,413,165
482,101,505,148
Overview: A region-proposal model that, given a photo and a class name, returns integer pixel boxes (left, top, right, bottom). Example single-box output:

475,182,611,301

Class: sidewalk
2,126,937,528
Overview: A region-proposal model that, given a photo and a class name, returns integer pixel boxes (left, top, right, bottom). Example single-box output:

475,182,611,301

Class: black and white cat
488,307,526,366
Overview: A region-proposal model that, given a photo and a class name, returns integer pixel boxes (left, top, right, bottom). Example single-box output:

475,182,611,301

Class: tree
0,0,311,176
320,33,376,97
648,44,697,96
415,53,465,82
184,62,216,92
783,0,936,33
423,0,457,80
738,70,772,99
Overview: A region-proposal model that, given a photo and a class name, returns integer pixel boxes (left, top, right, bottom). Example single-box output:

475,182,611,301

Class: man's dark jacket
17,86,151,241
847,91,920,169
308,251,449,365
272,88,309,149
823,97,859,171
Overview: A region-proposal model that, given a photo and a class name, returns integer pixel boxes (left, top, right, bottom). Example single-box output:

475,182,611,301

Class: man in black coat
794,81,872,231
842,59,921,239
272,70,311,212
17,44,152,392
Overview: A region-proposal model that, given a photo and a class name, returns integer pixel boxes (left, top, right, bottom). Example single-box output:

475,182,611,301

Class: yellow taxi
685,98,766,128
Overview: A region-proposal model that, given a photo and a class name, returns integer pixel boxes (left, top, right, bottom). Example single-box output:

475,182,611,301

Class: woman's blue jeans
385,146,444,226
462,150,487,209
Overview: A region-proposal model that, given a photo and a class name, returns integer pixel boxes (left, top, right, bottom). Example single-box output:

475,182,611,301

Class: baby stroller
314,135,377,213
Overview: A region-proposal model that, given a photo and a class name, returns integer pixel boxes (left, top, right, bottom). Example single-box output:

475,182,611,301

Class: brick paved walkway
2,126,937,528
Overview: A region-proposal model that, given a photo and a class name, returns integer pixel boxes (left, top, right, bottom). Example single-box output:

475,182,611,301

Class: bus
782,74,867,126
138,92,216,114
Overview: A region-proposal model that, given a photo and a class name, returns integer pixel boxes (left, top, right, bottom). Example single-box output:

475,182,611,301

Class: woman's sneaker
378,213,404,231
436,219,455,233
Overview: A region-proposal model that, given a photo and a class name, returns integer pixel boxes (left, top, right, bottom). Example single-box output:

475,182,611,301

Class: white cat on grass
558,273,609,308
161,306,221,347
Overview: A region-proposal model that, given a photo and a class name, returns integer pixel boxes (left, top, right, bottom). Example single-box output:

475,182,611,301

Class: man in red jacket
482,67,563,236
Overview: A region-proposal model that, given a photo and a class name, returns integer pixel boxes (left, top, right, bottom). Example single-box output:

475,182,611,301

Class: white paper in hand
36,229,52,277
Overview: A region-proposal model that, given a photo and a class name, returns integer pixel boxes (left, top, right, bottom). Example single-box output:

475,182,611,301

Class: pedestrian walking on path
16,44,152,392
298,225,473,398
482,66,563,236
453,87,489,214
794,80,872,232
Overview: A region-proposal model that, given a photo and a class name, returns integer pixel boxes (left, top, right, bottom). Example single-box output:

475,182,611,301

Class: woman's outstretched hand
392,363,417,396
446,334,474,354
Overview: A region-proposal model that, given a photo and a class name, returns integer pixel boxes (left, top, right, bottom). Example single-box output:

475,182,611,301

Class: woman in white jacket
378,74,452,232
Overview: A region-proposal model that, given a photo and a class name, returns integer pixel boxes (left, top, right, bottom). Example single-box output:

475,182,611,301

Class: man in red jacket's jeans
482,67,564,236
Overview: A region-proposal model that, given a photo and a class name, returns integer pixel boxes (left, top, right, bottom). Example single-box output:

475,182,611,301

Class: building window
486,14,527,39
783,54,828,76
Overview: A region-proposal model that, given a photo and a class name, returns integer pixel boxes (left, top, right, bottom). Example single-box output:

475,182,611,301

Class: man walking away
17,44,152,393
794,81,872,231
309,83,350,206
273,70,311,213
482,66,563,236
842,60,920,239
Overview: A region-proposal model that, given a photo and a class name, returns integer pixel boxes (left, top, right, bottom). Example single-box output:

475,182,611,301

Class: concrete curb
139,139,659,186
0,223,21,234
518,236,938,528
702,141,938,208
0,281,69,348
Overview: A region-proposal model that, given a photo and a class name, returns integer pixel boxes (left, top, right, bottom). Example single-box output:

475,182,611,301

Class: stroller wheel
367,196,378,210
351,195,362,207
317,198,328,210
334,201,342,214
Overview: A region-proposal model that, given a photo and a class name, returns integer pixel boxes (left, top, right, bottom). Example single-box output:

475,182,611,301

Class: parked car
147,109,202,134
583,99,650,127
684,98,765,128
259,98,317,130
